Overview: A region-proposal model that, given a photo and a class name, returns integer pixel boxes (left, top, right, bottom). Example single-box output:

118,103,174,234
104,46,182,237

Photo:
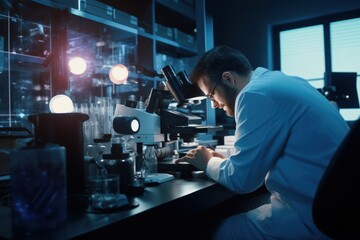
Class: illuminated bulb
109,64,129,84
131,118,140,132
49,94,74,113
68,57,87,75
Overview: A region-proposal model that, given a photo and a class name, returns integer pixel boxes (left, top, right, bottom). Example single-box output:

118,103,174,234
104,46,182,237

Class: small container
94,137,111,157
89,174,127,210
144,144,158,176
101,143,135,194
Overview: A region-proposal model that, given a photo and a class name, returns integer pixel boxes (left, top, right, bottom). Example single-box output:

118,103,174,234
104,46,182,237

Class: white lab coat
206,67,350,239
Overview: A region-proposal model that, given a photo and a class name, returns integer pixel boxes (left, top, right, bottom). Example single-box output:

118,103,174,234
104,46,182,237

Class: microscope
113,65,222,172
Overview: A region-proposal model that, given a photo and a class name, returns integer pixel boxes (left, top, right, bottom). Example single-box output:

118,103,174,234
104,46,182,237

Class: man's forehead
199,75,211,84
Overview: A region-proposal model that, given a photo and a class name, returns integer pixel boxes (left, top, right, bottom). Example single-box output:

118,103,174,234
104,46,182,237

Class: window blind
279,24,325,87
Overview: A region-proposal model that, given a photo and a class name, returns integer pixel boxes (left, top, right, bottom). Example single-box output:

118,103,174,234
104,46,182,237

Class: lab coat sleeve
206,91,290,193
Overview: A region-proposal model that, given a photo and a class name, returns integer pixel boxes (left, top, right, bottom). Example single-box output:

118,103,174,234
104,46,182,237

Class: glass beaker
10,143,67,237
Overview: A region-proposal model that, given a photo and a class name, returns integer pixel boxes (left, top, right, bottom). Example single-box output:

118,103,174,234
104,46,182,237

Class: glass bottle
144,144,158,176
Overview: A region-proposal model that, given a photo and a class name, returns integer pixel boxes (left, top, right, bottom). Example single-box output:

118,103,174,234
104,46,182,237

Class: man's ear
222,71,236,85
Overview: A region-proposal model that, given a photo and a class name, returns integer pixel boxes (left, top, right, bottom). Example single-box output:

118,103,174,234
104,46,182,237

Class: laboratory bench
0,172,270,239
0,173,269,240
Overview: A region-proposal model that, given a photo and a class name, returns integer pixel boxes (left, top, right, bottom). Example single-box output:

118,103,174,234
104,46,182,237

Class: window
330,18,360,72
273,10,360,121
279,25,325,88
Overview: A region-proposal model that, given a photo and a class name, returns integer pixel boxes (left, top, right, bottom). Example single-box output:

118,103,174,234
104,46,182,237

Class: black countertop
0,174,237,239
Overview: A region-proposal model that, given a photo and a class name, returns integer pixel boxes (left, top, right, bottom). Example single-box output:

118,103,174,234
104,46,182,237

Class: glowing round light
109,64,129,84
131,118,140,132
49,94,74,113
68,57,87,75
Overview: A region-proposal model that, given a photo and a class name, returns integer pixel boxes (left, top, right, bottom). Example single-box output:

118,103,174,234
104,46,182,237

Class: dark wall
208,0,360,69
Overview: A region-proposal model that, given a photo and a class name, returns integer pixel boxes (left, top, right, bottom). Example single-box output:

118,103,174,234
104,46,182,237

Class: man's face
197,76,237,117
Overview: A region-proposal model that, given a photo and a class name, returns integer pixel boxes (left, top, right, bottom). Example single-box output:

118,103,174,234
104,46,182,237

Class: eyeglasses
206,77,222,101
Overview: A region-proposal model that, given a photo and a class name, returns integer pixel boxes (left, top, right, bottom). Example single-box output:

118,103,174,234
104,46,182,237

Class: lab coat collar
250,67,269,81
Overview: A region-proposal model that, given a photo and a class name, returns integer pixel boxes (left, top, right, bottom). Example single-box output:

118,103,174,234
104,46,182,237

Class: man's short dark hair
191,46,253,84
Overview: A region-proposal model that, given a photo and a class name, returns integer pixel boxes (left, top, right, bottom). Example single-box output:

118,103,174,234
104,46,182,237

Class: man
176,46,350,239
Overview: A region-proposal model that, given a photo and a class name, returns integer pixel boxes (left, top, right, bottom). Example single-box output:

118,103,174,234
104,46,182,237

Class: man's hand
175,145,224,171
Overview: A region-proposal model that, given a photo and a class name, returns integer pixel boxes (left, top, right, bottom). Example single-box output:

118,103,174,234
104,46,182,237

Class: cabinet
0,0,214,129
0,2,53,129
